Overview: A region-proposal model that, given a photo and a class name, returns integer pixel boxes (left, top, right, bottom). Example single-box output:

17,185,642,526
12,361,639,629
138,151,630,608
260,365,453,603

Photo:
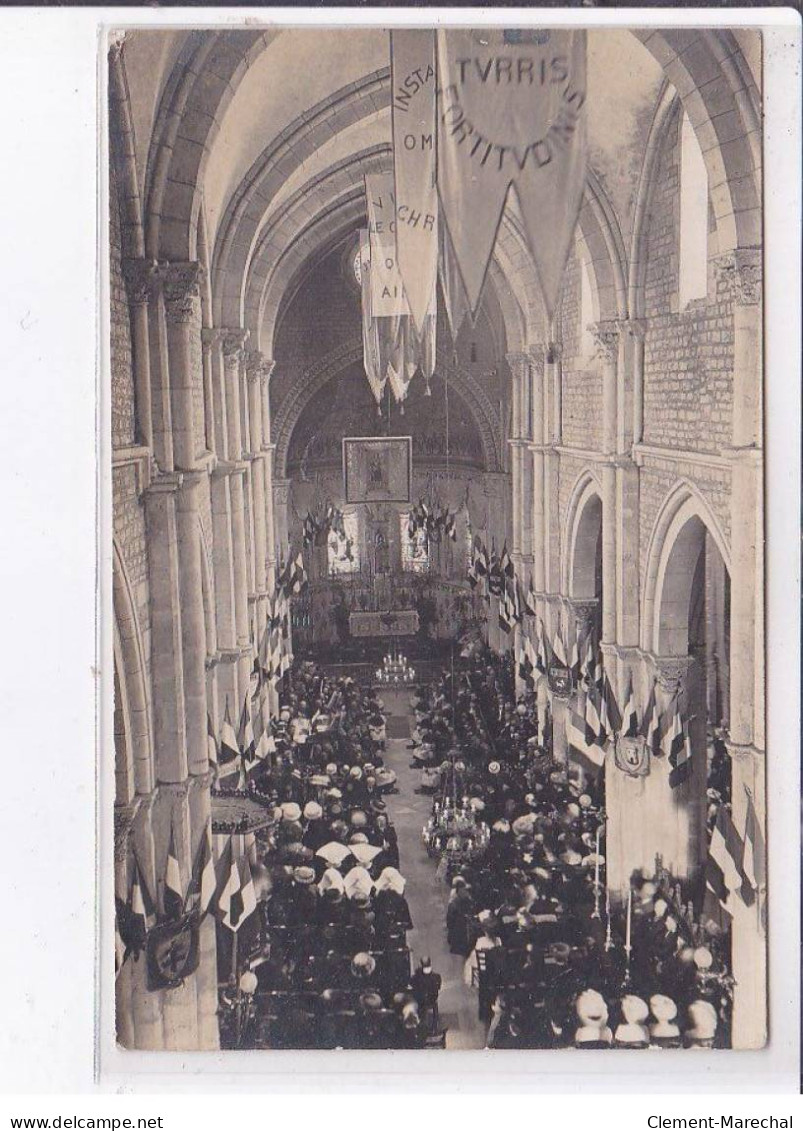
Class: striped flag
218,701,244,790
206,712,218,767
741,787,766,915
599,670,622,737
220,851,257,933
239,695,256,774
552,624,568,668
641,680,661,758
186,822,216,918
661,695,691,788
703,804,746,930
568,630,580,683
584,682,607,750
535,618,548,675
524,576,538,618
130,855,156,949
568,692,605,775
621,674,639,739
580,632,596,688
519,633,537,689
163,827,184,920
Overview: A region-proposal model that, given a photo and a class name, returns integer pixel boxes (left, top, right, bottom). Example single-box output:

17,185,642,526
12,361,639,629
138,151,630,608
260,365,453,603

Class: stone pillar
260,359,278,590
203,329,229,460
161,263,204,472
616,319,646,649
200,328,216,455
144,473,187,783
592,322,619,646
146,271,174,473
188,773,220,1049
175,472,209,778
273,478,291,566
127,797,164,1049
122,259,155,449
529,344,546,599
246,351,269,639
221,330,252,698
717,249,765,1050
542,342,562,598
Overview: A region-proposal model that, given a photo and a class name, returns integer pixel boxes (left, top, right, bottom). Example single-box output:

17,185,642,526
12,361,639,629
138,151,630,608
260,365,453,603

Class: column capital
145,469,184,497
618,316,648,343
545,341,562,364
245,349,275,384
526,342,547,370
567,597,599,635
713,248,762,306
155,778,191,801
505,351,530,378
590,320,620,363
158,261,204,325
219,327,250,365
122,257,159,305
652,654,694,694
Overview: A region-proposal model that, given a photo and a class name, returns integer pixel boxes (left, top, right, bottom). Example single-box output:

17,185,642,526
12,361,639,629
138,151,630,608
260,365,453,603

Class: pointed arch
563,470,604,598
642,480,731,654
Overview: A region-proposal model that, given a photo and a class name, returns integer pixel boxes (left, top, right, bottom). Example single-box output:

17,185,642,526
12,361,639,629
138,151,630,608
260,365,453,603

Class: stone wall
110,171,136,451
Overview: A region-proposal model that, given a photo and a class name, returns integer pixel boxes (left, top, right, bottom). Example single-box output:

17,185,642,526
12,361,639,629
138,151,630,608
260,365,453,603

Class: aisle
380,690,486,1050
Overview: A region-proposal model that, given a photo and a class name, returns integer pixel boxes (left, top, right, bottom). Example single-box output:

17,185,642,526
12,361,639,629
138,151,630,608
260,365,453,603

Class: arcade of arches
110,26,765,1051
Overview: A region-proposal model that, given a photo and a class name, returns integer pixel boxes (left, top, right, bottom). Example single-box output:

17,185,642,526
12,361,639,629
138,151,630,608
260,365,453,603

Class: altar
349,609,419,638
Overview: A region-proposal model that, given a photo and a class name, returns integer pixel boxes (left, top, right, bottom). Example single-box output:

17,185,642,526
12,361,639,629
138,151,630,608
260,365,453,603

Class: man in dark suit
411,956,442,1032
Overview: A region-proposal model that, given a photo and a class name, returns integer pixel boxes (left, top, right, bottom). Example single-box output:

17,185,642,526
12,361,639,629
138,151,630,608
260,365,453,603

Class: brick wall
110,171,136,451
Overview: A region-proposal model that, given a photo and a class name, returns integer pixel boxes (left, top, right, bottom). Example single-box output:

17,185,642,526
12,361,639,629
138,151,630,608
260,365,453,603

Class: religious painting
343,436,412,504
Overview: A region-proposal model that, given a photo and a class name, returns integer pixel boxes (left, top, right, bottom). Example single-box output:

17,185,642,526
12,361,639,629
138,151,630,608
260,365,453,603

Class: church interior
109,26,765,1053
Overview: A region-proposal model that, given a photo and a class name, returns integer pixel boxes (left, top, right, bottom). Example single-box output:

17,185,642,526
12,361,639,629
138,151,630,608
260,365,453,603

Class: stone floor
380,689,487,1050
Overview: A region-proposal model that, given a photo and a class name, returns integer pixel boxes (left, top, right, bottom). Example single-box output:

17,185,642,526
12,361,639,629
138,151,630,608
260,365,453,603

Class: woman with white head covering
317,866,346,896
373,866,413,942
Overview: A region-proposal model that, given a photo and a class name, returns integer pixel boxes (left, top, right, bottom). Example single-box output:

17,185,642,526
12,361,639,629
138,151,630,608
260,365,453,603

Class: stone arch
112,541,153,798
642,480,731,655
108,42,145,259
147,28,760,271
213,69,390,327
628,83,682,318
272,339,500,479
564,473,604,600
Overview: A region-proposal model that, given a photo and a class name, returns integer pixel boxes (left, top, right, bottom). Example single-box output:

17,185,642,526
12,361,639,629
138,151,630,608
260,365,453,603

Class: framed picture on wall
343,436,412,504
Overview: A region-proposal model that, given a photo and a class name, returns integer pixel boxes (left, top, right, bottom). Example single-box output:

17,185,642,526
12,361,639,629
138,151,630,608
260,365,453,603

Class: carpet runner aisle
380,689,486,1050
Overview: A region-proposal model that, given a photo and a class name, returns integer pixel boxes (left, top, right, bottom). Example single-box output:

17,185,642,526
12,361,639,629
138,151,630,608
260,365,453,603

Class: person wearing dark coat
411,957,442,1031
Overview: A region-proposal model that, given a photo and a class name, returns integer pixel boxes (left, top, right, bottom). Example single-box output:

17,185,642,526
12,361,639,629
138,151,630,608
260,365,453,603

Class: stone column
188,772,220,1049
529,344,546,600
200,328,216,455
246,351,269,640
616,319,646,649
260,359,278,591
161,263,204,472
542,342,562,598
221,329,252,699
122,259,155,449
146,271,174,473
175,471,210,778
273,478,291,566
592,322,619,646
717,249,765,1050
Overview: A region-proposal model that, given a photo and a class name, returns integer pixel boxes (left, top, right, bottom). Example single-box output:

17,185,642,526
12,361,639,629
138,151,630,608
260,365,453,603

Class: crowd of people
411,648,733,1049
217,662,444,1050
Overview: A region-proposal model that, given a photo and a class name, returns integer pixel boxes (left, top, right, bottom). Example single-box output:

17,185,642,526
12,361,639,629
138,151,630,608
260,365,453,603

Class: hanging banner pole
436,28,587,322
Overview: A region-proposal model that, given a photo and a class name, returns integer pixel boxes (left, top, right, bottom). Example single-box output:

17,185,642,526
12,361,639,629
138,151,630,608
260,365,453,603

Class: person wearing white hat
684,1000,718,1048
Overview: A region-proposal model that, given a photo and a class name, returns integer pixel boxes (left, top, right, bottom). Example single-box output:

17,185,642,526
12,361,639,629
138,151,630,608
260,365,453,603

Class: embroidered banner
436,28,587,321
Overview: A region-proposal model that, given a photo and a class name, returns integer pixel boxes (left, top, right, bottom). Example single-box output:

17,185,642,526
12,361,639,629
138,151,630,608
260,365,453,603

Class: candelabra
375,644,416,685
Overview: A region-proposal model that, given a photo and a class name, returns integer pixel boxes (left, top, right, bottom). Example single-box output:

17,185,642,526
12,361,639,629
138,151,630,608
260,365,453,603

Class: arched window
327,511,360,574
579,255,596,364
679,110,709,307
399,512,430,573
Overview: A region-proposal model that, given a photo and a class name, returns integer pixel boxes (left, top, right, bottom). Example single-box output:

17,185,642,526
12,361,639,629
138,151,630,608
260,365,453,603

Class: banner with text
436,28,587,321
365,172,408,317
359,229,386,405
391,29,438,335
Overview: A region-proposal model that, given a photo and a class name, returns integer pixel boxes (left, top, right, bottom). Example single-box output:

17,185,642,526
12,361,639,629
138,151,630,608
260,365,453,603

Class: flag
436,29,587,321
518,633,536,689
115,901,127,975
641,680,660,753
206,711,218,767
599,670,622,738
128,855,156,955
289,551,308,596
220,852,257,933
390,29,438,334
568,692,605,774
703,805,746,930
552,624,567,668
523,577,538,618
239,695,256,774
534,618,548,675
218,701,244,790
568,630,580,682
163,827,184,920
584,682,607,750
497,593,512,635
741,787,765,913
186,822,217,918
580,631,596,688
621,674,639,739
661,695,691,788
